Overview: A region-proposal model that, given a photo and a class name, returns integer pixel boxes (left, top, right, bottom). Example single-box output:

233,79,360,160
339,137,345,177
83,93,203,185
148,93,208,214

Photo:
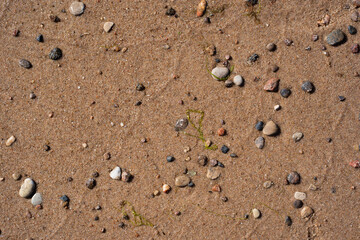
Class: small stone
233,75,244,86
19,178,36,198
110,166,121,180
255,137,265,149
294,192,306,200
266,43,276,51
351,44,360,53
204,17,210,24
103,152,111,160
212,184,221,192
284,39,293,46
301,206,314,218
230,153,238,158
312,35,319,42
309,184,317,191
255,121,264,131
206,168,221,180
210,159,218,167
188,182,195,187
166,156,175,162
349,25,357,35
36,34,44,42
136,83,145,91
221,196,228,202
49,48,62,60
153,190,160,196
12,172,21,180
252,209,261,219
211,67,230,80
86,178,96,189
224,79,233,88
285,216,292,226
326,29,345,46
29,92,36,99
271,65,279,72
263,121,279,136
69,1,85,16
349,160,360,168
19,59,32,69
60,195,69,202
175,175,191,187
49,14,60,22
103,22,114,33
92,172,99,178
174,118,188,131
301,81,315,93
6,136,16,146
217,162,225,168
292,132,303,142
217,128,226,136
165,7,176,16
264,78,279,92
351,11,360,22
121,171,131,182
274,105,281,111
263,181,273,189
293,199,303,209
287,171,301,184
204,139,212,147
280,88,291,98
248,53,259,63
353,0,360,7
221,145,229,154
198,155,208,166
162,184,171,193
31,193,42,206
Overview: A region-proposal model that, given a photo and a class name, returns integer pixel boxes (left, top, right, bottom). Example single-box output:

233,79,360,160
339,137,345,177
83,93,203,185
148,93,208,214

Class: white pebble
110,166,121,180
252,208,261,219
103,22,114,33
19,178,36,198
233,75,244,86
294,191,307,200
274,105,281,111
31,193,43,206
6,135,16,146
69,1,85,16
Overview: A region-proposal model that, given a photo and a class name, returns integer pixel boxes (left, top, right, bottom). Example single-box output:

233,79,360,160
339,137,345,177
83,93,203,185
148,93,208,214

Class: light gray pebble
233,75,244,86
69,1,85,16
255,136,265,149
19,178,36,198
211,67,229,80
292,132,303,142
31,193,43,206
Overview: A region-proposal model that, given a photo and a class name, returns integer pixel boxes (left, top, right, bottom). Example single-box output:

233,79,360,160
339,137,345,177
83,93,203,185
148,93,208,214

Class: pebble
312,35,319,41
197,0,207,17
211,67,230,80
60,195,69,202
301,206,314,218
294,192,306,200
103,22,114,33
49,48,62,60
349,160,360,168
136,83,145,91
29,92,36,99
348,25,357,35
271,65,279,72
217,162,224,168
292,132,303,142
263,121,279,136
248,53,259,63
19,178,36,198
224,79,233,88
255,121,264,131
233,75,244,86
86,178,96,189
103,152,111,160
36,34,44,42
280,88,291,98
301,81,315,93
255,137,265,149
12,172,21,180
263,181,273,189
284,39,293,46
198,155,208,166
217,128,226,136
351,43,360,53
230,153,238,158
353,0,360,7
19,59,32,69
252,209,261,219
6,135,16,146
174,118,188,131
175,175,191,187
121,171,131,182
287,171,301,184
221,145,229,154
285,216,292,226
110,166,121,180
211,184,221,192
351,11,360,22
204,17,210,24
264,78,279,92
293,199,303,208
165,7,176,16
206,168,221,180
210,159,218,167
166,156,175,162
326,29,345,46
162,184,171,193
266,43,276,51
31,193,42,206
274,105,281,111
69,1,85,16
309,184,317,191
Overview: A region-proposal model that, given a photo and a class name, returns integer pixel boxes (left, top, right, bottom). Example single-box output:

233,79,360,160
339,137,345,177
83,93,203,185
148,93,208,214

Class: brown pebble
287,171,301,184
353,0,360,7
351,43,360,53
103,152,111,160
271,65,279,72
198,155,208,166
301,206,314,218
212,184,221,192
351,11,360,22
197,0,207,17
217,128,226,136
264,78,280,92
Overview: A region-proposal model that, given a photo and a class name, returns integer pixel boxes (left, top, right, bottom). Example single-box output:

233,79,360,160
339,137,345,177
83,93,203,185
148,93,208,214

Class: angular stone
174,118,188,131
103,22,114,33
121,171,131,182
264,78,279,92
175,175,190,187
110,166,121,180
263,121,279,136
211,67,229,80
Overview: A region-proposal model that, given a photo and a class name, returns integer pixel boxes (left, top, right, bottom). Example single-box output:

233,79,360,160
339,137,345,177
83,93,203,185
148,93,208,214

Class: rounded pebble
233,75,244,86
351,11,360,22
293,199,303,209
19,178,36,198
252,209,261,219
206,167,221,180
198,155,208,166
266,43,276,51
294,191,307,200
301,206,314,218
224,79,233,88
69,1,85,16
255,121,264,131
49,48,62,60
19,59,32,69
280,88,291,98
211,67,230,80
86,178,96,189
326,29,345,46
292,132,304,142
287,171,301,184
12,172,21,180
255,137,265,149
348,25,357,35
166,156,175,162
263,121,279,136
301,81,315,93
174,118,188,131
31,193,43,206
175,175,191,187
217,128,226,136
263,181,273,189
110,166,121,180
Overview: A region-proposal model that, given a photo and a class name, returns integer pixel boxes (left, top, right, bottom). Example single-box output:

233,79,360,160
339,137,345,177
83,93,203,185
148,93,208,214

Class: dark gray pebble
280,88,291,98
60,195,69,202
49,47,62,60
287,171,301,184
217,162,225,168
301,81,315,93
188,182,195,187
285,216,292,226
36,34,44,42
230,153,238,158
204,17,211,24
248,54,259,63
293,199,303,208
19,59,32,69
255,121,264,131
225,79,233,88
136,83,145,91
135,101,142,106
221,145,230,154
326,29,345,46
166,156,175,162
284,39,293,46
338,96,346,101
166,7,176,16
349,25,357,35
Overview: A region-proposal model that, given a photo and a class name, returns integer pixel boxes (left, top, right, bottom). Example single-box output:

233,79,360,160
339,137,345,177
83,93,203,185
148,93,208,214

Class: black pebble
94,216,99,221
244,214,249,219
215,58,221,63
348,25,357,35
135,101,142,106
166,156,175,162
293,200,303,209
119,222,125,228
217,162,225,168
255,121,264,131
36,34,44,42
248,53,259,63
280,88,291,98
43,145,51,151
221,145,230,154
166,7,176,16
338,96,346,101
285,216,292,226
301,81,315,93
49,47,62,60
136,83,145,91
331,187,336,193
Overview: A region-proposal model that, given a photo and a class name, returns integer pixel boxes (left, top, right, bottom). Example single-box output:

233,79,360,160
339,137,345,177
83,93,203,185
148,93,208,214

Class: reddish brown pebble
13,29,20,36
35,204,42,210
212,184,221,192
349,160,360,168
264,78,280,92
197,0,207,17
351,43,360,53
217,128,226,136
